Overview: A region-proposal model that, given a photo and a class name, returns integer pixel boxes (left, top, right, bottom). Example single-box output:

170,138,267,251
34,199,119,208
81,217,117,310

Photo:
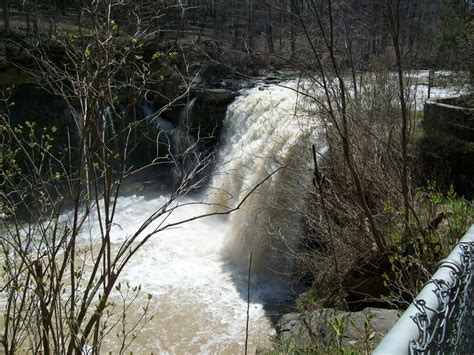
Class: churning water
55,81,319,353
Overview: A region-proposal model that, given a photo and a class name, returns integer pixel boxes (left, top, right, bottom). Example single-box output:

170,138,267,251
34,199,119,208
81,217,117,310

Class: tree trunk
3,0,10,36
290,0,296,57
266,4,275,54
248,0,254,53
33,0,39,40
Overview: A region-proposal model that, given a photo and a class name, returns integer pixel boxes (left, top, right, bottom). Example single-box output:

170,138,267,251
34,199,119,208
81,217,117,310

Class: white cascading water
208,81,319,274
142,98,200,178
75,81,321,353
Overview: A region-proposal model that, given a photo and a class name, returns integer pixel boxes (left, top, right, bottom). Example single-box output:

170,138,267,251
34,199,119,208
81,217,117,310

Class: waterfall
173,97,199,179
179,96,197,127
140,99,200,180
52,81,322,352
104,106,116,137
210,80,323,274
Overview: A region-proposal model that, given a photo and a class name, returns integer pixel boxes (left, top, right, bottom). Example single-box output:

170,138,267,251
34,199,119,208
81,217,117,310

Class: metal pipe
373,224,474,355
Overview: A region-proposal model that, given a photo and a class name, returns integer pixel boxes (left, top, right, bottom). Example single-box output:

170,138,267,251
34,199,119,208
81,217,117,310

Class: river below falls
79,192,299,354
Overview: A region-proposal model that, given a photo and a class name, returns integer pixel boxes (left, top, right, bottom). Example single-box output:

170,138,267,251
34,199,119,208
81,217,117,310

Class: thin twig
244,251,253,355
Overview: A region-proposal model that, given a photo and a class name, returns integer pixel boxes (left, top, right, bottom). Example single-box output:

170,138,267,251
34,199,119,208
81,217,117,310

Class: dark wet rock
264,76,281,84
193,88,237,104
277,313,305,333
186,97,228,144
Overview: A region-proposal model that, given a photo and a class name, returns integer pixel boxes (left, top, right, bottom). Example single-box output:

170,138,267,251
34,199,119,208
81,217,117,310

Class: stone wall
422,95,474,198
424,96,474,142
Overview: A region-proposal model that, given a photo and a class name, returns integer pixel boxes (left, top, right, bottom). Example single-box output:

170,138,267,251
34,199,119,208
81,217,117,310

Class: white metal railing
374,224,474,354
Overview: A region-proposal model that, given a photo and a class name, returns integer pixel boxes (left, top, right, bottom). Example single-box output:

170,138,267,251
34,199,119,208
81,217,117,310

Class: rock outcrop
192,88,237,104
276,307,399,347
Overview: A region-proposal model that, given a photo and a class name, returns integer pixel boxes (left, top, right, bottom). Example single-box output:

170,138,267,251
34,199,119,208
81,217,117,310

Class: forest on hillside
1,0,473,70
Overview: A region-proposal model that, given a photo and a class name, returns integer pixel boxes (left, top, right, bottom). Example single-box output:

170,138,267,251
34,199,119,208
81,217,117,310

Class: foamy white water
209,81,321,274
83,194,286,353
72,81,315,353
405,70,467,110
